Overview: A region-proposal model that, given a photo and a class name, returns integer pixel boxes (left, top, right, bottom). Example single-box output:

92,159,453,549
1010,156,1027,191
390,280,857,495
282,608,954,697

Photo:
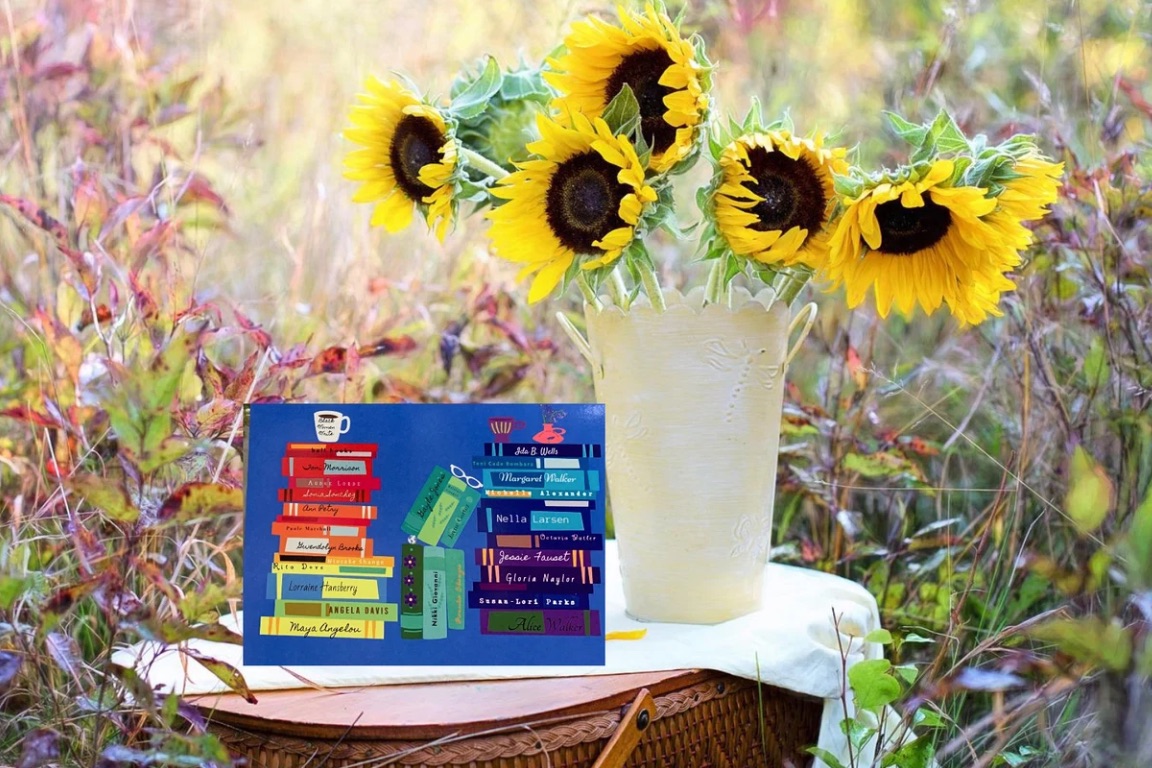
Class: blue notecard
243,403,607,666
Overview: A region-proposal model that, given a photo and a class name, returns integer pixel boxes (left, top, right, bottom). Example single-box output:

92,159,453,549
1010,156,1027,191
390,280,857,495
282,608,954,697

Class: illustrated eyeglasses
450,464,483,489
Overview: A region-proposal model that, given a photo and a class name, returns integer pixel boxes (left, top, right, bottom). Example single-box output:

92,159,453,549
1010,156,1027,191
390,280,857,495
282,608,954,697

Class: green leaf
161,691,180,726
601,83,641,137
180,648,257,703
139,411,174,469
744,97,764,132
0,577,28,611
948,155,973,185
158,482,245,522
138,434,193,475
1082,335,1109,390
144,328,199,411
136,617,244,646
806,746,849,768
864,628,894,645
1127,483,1152,588
1030,616,1132,671
840,717,876,754
894,664,918,684
707,127,724,159
999,746,1041,767
848,658,903,710
843,450,926,483
880,736,935,768
498,67,552,102
884,111,929,149
1065,444,1114,535
632,126,651,170
913,707,946,728
450,56,503,120
1140,635,1152,678
929,110,971,154
66,473,139,523
834,173,865,199
1008,572,1052,616
900,631,934,645
724,253,744,284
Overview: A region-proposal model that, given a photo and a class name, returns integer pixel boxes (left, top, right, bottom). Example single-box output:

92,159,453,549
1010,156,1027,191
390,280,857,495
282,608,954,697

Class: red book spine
278,488,373,503
274,514,373,527
280,457,370,477
287,476,382,491
284,443,379,456
270,522,367,537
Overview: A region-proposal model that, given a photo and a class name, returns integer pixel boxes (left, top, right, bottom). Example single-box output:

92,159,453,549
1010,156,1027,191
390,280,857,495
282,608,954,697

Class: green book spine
423,546,447,640
417,477,480,546
446,548,465,630
440,486,481,548
274,600,398,621
401,467,450,536
400,543,424,639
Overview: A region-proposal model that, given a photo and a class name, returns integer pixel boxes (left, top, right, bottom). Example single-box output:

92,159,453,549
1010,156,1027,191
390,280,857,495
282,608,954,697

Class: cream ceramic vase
562,287,816,624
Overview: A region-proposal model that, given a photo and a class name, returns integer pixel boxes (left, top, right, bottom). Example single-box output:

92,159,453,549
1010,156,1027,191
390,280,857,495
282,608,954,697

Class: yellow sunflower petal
343,78,457,238
528,253,575,303
370,192,414,232
820,163,1026,324
549,3,708,175
487,112,651,295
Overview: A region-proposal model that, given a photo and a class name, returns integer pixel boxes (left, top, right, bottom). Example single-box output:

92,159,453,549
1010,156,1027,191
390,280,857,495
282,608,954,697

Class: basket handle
784,302,818,370
591,687,655,768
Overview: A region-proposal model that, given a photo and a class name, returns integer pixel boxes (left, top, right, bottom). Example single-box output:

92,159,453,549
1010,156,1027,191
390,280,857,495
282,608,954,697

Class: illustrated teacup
314,410,351,443
488,417,526,443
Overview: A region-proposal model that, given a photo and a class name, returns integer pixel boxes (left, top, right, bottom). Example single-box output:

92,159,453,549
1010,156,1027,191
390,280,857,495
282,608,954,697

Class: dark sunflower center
389,114,443,201
873,198,952,255
744,147,827,236
545,151,627,253
604,48,677,156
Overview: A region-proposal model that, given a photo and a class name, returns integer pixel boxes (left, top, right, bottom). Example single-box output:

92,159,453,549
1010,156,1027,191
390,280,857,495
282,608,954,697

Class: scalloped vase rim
584,285,790,319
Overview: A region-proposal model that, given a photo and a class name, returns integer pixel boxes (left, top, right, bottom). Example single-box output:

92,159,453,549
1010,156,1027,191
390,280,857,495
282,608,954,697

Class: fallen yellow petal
606,629,648,641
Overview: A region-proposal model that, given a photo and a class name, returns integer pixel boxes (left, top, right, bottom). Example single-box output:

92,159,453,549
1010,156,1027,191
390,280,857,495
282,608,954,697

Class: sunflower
545,3,708,175
712,130,849,271
981,151,1064,256
486,112,657,302
343,76,458,240
825,159,1020,325
997,152,1064,221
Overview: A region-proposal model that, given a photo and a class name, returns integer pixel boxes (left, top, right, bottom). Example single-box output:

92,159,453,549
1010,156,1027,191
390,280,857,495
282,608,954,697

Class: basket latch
591,688,656,768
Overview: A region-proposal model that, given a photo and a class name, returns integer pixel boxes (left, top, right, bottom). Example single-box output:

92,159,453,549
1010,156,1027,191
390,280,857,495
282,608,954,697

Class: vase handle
784,302,818,370
556,311,595,365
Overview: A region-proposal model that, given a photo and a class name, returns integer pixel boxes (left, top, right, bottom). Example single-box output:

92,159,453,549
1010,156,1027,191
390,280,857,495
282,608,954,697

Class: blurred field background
1,0,1151,766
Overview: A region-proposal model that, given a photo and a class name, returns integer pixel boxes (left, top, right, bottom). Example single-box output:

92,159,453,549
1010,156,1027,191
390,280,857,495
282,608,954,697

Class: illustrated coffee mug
314,410,351,443
488,417,526,443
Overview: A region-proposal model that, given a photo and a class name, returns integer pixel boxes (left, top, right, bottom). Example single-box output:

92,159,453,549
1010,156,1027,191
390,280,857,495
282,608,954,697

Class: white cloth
112,541,883,767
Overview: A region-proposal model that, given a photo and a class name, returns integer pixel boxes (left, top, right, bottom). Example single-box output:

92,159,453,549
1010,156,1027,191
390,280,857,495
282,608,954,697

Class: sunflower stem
575,270,604,311
607,267,630,309
775,267,813,306
461,147,510,181
637,262,666,313
704,260,726,305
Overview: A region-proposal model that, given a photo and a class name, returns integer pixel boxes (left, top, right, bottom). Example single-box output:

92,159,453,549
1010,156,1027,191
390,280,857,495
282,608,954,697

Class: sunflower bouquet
343,2,1062,327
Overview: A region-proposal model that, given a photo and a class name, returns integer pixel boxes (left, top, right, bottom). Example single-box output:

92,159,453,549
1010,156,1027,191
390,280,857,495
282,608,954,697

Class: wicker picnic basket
196,669,823,768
